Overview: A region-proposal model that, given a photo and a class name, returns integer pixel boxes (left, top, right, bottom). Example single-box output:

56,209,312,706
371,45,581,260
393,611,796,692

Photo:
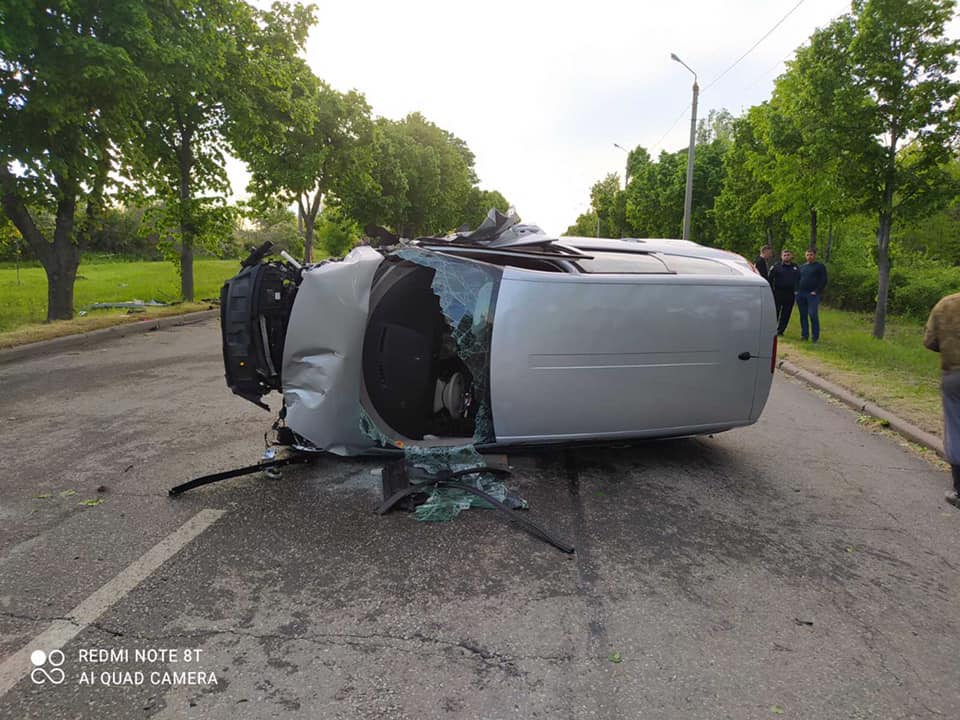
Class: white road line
0,508,225,699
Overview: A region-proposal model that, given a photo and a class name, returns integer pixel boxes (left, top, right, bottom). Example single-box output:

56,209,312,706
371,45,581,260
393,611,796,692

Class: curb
778,359,945,459
0,309,220,367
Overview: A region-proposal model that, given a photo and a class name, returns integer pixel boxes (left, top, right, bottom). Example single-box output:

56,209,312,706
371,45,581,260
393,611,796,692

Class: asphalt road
1,319,958,719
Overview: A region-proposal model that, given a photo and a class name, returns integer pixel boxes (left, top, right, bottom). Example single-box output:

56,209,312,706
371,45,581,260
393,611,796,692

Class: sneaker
946,491,960,509
800,336,808,341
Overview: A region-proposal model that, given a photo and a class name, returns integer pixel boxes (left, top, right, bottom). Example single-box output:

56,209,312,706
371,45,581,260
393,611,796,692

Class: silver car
221,211,777,456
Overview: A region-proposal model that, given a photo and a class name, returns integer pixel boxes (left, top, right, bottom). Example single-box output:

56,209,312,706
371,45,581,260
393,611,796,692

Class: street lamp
613,143,630,191
671,52,698,241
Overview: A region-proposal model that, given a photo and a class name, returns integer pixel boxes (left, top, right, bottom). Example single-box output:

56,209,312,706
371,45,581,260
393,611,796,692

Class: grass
0,258,240,344
776,306,944,437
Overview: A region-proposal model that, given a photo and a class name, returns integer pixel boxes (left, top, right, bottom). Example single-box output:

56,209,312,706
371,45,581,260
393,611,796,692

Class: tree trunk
825,218,834,262
1,168,80,321
872,210,893,339
46,195,80,321
872,152,897,340
180,242,194,301
178,137,195,301
303,214,315,263
809,208,817,253
299,190,323,263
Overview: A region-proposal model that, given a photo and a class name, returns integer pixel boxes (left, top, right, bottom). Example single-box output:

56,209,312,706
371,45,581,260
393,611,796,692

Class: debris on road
87,300,168,310
376,452,573,554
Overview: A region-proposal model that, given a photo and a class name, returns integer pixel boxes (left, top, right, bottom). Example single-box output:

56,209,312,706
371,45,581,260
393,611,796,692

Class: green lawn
777,306,944,437
0,258,240,333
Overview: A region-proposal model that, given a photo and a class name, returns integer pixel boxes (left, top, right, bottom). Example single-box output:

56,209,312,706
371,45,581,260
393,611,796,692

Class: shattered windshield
360,247,502,447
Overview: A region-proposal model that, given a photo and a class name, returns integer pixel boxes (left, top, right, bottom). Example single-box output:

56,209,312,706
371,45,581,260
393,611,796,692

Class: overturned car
221,211,778,456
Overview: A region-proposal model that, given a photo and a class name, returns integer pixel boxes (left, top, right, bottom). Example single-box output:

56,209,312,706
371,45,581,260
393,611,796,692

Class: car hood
281,246,384,455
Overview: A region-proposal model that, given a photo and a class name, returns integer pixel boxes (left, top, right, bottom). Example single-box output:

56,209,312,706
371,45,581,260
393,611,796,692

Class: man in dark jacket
754,244,773,280
797,248,828,342
768,249,800,336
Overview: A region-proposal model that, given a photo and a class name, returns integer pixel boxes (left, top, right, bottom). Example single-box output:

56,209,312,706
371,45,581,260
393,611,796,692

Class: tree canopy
0,0,151,319
569,0,959,337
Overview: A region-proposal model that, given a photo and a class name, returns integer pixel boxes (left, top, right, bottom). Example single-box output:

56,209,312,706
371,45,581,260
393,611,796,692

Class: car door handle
738,351,754,360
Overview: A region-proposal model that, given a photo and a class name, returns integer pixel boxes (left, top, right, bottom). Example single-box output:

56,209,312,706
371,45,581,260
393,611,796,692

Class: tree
591,174,623,238
123,0,316,297
234,74,372,262
338,113,485,238
688,134,730,247
696,109,736,146
0,214,28,284
85,204,152,258
765,20,862,254
714,106,790,258
389,113,476,237
897,157,960,265
780,0,959,337
314,206,361,258
625,149,685,238
237,202,303,259
338,118,410,234
565,209,599,237
0,1,149,319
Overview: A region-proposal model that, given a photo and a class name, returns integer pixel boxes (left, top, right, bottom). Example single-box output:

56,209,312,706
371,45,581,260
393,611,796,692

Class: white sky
228,0,956,236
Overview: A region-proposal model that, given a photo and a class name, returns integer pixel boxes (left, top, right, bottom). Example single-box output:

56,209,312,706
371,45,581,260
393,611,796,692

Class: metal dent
282,246,383,456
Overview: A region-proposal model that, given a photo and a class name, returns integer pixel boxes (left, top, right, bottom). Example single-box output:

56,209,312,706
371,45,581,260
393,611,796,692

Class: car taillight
771,335,778,373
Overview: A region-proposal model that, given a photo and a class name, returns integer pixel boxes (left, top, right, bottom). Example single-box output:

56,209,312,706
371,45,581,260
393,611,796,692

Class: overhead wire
648,103,692,155
648,0,813,153
739,0,853,92
701,0,807,93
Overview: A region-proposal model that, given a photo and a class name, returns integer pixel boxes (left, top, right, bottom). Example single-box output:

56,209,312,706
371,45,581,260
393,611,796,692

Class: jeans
774,291,795,335
796,291,820,340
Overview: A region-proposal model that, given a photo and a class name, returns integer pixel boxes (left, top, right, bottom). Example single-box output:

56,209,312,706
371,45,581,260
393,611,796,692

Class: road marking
0,508,225,699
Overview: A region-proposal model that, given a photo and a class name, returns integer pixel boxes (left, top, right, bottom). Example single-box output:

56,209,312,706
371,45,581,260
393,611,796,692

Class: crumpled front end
281,246,384,455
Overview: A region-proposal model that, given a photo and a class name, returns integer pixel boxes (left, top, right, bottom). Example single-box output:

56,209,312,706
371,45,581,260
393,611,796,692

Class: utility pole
671,53,698,241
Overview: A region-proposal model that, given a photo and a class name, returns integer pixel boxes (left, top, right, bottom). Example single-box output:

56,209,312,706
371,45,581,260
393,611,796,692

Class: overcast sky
230,0,955,236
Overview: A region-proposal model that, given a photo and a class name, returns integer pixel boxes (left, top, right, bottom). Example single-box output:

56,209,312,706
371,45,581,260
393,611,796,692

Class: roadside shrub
889,266,960,318
824,263,877,311
825,259,960,317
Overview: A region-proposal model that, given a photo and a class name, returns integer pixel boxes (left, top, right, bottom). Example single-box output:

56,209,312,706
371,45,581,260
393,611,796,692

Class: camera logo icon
30,650,65,685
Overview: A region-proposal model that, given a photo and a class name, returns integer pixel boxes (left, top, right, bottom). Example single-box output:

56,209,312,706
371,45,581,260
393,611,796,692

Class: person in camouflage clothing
924,291,960,508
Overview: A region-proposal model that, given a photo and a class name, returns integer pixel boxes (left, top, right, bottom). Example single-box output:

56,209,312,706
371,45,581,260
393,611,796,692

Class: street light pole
671,53,698,241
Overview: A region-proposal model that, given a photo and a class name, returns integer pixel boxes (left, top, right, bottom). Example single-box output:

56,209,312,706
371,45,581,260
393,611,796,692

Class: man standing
754,244,773,280
767,249,800,336
923,291,960,509
797,248,828,342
